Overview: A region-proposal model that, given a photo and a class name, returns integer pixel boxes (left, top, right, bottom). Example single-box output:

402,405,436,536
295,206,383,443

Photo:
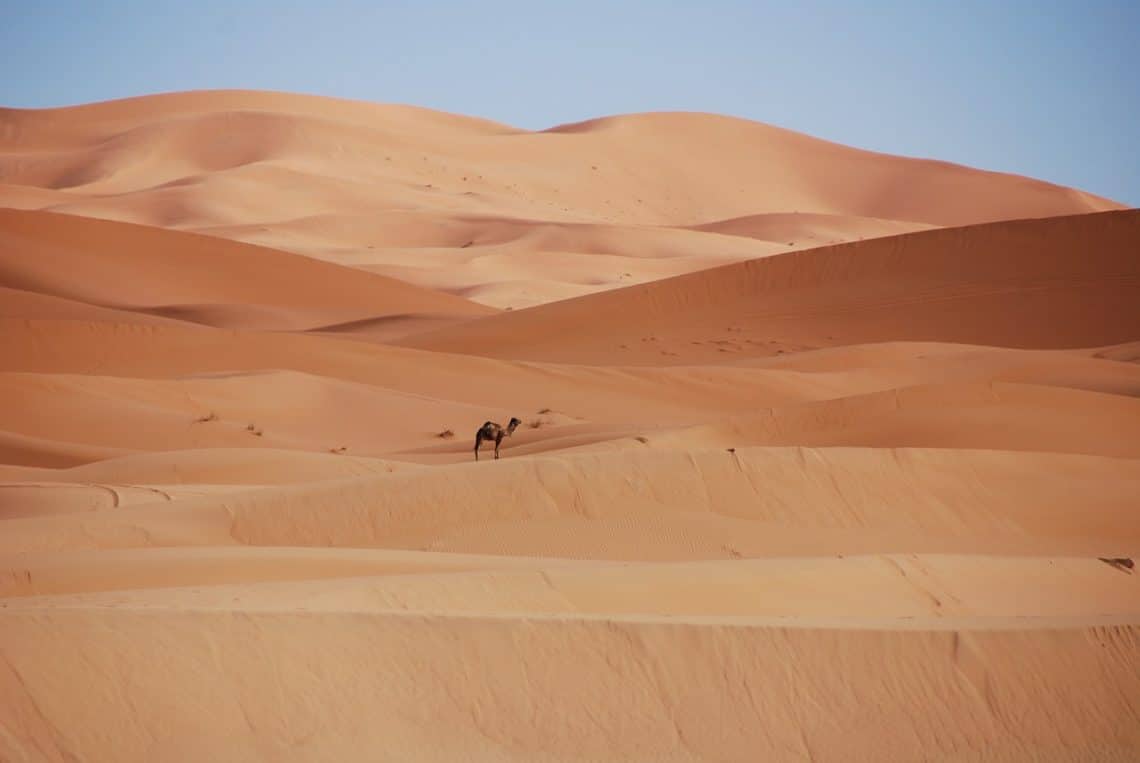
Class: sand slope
3,609,1135,762
405,209,1140,363
0,207,493,336
2,90,1139,761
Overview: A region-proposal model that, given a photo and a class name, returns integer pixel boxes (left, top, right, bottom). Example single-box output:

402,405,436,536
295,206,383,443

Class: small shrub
634,435,649,444
247,424,263,437
195,412,218,423
537,408,553,414
437,429,455,439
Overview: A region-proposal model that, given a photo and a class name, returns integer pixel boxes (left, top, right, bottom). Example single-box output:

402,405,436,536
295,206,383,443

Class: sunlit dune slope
3,446,1136,559
4,316,1139,464
0,447,411,488
2,607,1134,762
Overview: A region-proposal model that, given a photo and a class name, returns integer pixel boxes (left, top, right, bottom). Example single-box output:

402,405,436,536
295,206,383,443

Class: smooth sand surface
1,90,1138,761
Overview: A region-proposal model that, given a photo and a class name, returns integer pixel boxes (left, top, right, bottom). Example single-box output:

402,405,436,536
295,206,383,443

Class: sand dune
0,481,254,520
0,207,493,335
0,546,566,599
181,547,1140,624
4,446,1136,558
0,447,410,486
2,89,1138,760
1,90,1124,308
0,428,135,468
405,209,1140,363
688,210,937,243
2,609,1137,762
0,369,521,459
634,381,1140,459
0,285,193,327
6,91,1116,227
9,553,1136,622
4,316,1139,478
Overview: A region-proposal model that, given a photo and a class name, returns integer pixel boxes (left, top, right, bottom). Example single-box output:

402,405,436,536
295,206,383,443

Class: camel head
506,417,522,435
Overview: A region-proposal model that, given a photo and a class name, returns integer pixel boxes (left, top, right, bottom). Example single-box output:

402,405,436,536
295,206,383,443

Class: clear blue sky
4,1,1138,205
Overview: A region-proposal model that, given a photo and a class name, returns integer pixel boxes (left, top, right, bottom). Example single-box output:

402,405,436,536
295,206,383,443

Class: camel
474,417,521,461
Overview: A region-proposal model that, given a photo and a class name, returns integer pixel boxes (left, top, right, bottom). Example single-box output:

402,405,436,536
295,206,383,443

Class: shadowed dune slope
687,210,938,242
0,207,494,335
404,210,1140,363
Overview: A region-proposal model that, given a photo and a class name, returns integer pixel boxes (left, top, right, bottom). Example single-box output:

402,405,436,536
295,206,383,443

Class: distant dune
1,90,1137,762
1,90,1124,308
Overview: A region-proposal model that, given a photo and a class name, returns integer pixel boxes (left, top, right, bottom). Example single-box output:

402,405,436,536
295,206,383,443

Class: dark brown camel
474,417,520,461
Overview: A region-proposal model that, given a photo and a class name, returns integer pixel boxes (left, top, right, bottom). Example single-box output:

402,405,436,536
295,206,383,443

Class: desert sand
1,90,1138,761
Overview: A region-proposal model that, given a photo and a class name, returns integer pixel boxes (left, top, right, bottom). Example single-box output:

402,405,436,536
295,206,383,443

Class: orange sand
1,90,1137,762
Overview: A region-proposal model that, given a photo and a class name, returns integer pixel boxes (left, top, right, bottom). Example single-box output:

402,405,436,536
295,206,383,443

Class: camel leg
474,434,482,462
494,434,502,459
